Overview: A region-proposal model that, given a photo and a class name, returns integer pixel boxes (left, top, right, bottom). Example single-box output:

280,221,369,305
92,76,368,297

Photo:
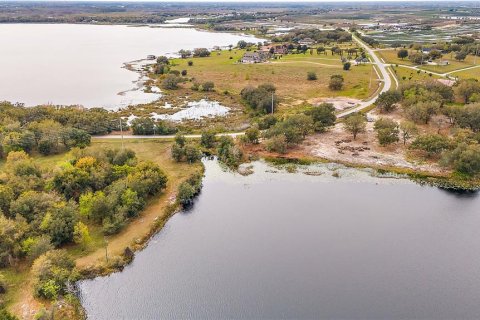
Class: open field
391,65,442,84
168,49,377,101
449,66,480,81
377,49,478,75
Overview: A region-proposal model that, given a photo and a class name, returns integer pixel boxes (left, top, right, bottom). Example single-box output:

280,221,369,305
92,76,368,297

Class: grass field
391,65,442,84
168,49,377,101
449,66,480,81
5,139,203,317
377,49,478,75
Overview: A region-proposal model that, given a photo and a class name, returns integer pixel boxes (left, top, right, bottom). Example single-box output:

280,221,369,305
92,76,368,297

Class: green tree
410,134,452,157
73,222,92,250
376,91,402,113
397,49,408,60
374,118,399,146
305,103,336,132
31,250,75,300
200,131,216,148
343,114,366,140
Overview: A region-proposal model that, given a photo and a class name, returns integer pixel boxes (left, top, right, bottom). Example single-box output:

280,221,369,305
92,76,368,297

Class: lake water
0,24,259,109
79,160,480,319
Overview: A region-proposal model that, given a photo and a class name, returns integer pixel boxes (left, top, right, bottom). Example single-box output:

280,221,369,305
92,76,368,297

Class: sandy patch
309,97,362,111
302,122,445,173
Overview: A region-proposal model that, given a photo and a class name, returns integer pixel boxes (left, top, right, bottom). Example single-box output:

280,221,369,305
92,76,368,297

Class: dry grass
168,49,377,101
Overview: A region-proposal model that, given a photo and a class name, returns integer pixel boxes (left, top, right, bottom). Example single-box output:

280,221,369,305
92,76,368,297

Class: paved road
336,34,393,118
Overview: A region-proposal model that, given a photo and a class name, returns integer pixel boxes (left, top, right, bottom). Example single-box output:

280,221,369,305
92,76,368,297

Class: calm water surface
79,160,480,319
0,24,259,108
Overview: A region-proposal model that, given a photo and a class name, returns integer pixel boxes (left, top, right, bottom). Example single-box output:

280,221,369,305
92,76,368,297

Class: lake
79,160,480,319
0,24,260,109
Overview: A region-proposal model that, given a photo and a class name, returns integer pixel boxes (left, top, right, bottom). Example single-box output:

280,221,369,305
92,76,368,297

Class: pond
79,160,480,319
0,24,260,109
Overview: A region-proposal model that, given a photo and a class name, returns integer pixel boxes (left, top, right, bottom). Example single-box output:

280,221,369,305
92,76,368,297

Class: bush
243,127,260,144
181,70,187,76
343,62,351,70
241,84,278,114
177,174,203,207
202,81,215,92
305,103,336,132
162,75,181,90
374,118,399,146
265,135,287,154
217,136,243,168
375,91,402,113
441,143,480,176
188,60,193,66
257,114,277,130
329,74,344,91
200,131,216,148
32,250,75,300
307,72,317,81
410,134,452,156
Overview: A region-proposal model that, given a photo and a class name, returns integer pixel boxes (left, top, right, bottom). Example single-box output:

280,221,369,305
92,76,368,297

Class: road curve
336,34,393,118
95,34,392,141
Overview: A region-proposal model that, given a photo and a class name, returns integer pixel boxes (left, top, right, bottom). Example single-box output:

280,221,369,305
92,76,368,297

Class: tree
200,131,216,148
131,118,155,135
307,72,317,81
177,182,195,206
174,134,186,147
178,49,191,59
399,121,418,145
243,127,260,144
156,56,169,64
343,62,351,70
343,114,366,140
305,103,336,132
455,51,468,61
408,53,428,64
405,101,441,124
162,75,181,90
193,48,211,57
397,49,409,60
456,80,480,103
237,40,248,49
374,118,399,146
73,222,92,250
23,235,54,263
0,185,13,216
265,115,313,145
31,250,75,300
241,84,278,114
184,145,202,163
410,134,452,157
127,161,168,196
41,201,78,246
329,74,344,91
375,91,402,113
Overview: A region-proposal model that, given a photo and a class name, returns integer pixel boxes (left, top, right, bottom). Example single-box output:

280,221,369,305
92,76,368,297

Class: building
298,38,316,46
241,52,270,64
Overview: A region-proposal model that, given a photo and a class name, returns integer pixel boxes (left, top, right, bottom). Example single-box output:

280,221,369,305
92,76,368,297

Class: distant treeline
272,28,352,44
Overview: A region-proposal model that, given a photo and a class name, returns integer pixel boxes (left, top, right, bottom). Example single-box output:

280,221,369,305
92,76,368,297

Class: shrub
375,91,402,113
410,134,452,156
305,103,336,132
32,250,75,300
307,72,317,81
162,75,181,90
343,62,351,70
329,74,344,90
374,118,399,146
200,131,216,149
188,60,193,66
265,135,287,154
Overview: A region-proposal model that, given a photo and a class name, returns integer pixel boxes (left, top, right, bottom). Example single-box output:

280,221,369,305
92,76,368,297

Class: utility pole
271,92,274,114
475,44,479,65
119,117,124,151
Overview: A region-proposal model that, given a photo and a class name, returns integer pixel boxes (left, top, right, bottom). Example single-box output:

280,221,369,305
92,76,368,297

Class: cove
0,24,260,109
79,159,480,319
